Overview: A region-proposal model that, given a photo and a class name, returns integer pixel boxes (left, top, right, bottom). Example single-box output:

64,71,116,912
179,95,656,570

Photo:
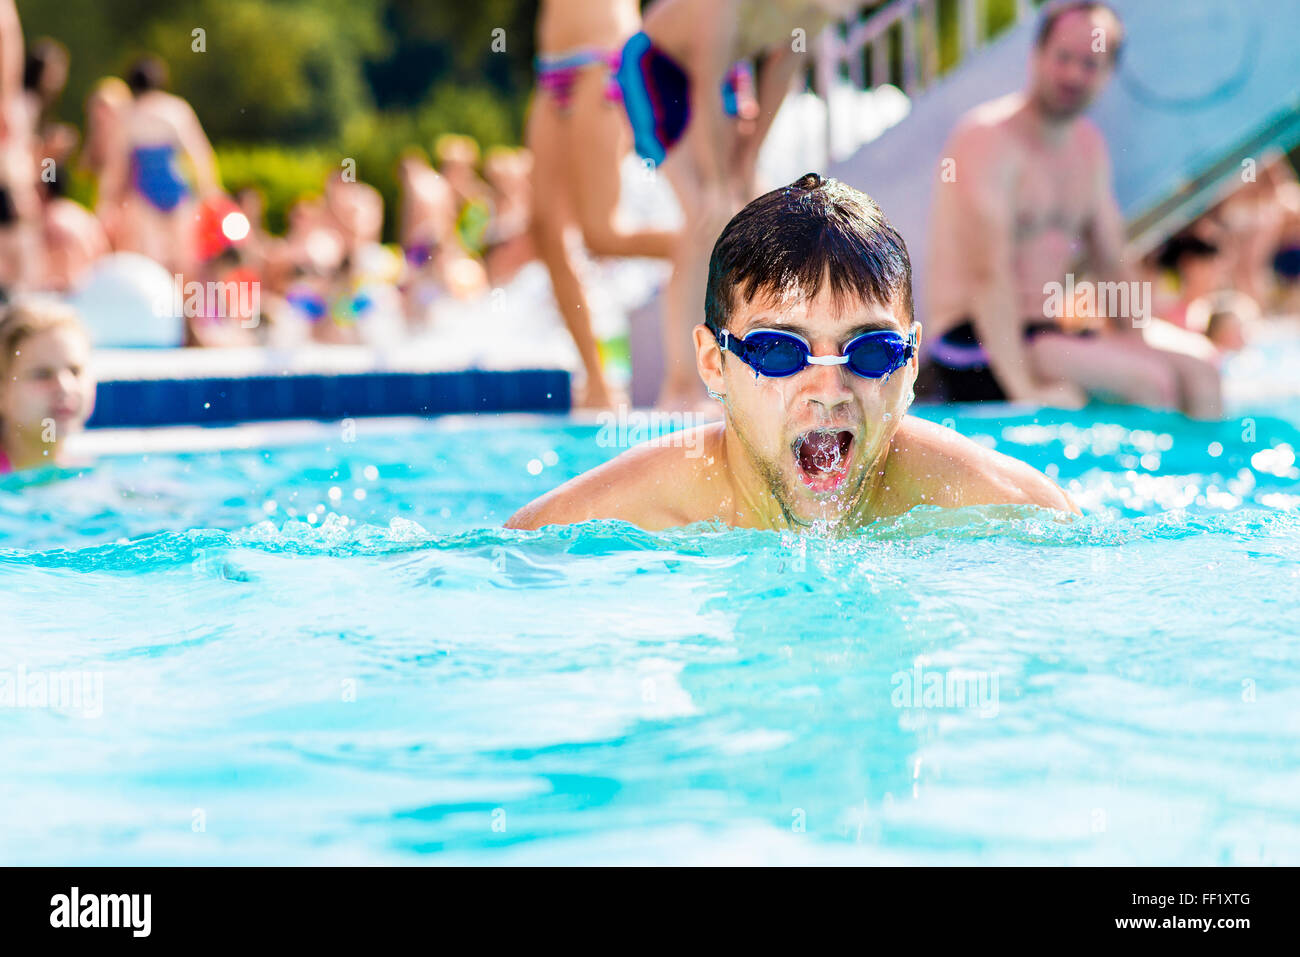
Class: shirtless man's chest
1008,127,1096,278
1008,130,1092,250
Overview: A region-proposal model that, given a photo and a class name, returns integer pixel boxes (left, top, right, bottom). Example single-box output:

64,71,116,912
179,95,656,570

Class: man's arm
890,417,1081,516
505,441,698,531
1081,124,1141,334
687,0,739,197
954,125,1044,401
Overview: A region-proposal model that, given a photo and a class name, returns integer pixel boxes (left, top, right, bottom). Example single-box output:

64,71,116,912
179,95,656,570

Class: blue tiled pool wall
86,370,572,428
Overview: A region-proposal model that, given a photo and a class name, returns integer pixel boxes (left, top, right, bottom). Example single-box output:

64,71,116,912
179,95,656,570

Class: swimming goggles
713,325,918,379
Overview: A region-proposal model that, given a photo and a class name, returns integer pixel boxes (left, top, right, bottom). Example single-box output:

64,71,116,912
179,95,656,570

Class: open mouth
792,429,854,492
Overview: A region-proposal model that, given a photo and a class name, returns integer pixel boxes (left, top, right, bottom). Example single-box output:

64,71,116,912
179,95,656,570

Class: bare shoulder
882,416,1080,515
946,100,1022,182
505,424,725,531
160,92,203,127
952,94,1021,144
1073,116,1108,154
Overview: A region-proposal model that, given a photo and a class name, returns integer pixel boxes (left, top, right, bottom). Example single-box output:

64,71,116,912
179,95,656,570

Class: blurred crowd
1144,154,1300,349
0,1,539,350
0,0,1299,411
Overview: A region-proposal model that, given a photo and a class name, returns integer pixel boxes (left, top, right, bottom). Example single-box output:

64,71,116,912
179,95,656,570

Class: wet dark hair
704,172,913,334
126,56,169,95
1157,232,1220,270
23,38,68,95
1035,1,1124,64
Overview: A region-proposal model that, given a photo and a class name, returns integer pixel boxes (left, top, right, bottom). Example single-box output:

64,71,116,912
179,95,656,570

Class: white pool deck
67,317,1300,461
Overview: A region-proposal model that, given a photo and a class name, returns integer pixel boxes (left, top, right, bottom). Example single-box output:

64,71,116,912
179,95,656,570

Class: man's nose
1064,57,1092,86
798,359,855,411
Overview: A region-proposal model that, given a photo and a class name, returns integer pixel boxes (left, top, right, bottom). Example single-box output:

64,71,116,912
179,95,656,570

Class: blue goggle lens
748,333,807,377
721,328,913,379
845,336,902,377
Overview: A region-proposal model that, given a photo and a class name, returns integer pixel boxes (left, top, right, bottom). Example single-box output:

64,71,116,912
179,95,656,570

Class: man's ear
911,322,923,369
694,324,725,396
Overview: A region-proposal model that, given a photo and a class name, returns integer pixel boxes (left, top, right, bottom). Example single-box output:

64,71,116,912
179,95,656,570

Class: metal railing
813,0,1036,155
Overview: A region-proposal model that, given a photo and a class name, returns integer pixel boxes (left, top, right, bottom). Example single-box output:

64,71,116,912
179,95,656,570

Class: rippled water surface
3,388,1300,863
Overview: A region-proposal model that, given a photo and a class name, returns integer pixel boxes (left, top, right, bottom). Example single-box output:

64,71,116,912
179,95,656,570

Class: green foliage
141,0,387,144
17,0,533,240
213,145,334,235
20,0,389,144
937,0,1037,73
387,0,538,90
985,0,1030,40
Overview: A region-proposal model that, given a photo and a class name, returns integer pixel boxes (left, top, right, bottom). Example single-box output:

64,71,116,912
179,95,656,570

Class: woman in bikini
527,0,678,409
100,56,219,278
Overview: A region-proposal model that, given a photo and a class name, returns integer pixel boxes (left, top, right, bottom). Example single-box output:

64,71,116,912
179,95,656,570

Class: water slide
826,0,1300,327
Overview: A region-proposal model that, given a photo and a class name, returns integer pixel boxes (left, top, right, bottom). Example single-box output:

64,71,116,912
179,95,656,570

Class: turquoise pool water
2,392,1300,864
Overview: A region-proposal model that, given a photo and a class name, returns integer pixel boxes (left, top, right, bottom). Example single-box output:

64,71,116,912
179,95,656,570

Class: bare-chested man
627,0,862,408
508,175,1076,532
926,1,1222,419
100,56,219,277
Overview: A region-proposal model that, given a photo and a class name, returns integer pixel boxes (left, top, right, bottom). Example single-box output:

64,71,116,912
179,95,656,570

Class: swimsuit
0,446,12,474
130,144,190,213
286,287,329,322
1274,246,1300,281
929,319,1097,402
0,186,16,226
535,48,623,113
615,32,757,166
404,241,437,268
286,285,373,325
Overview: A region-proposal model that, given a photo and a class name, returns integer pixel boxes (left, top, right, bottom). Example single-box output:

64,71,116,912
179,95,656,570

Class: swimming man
508,174,1078,531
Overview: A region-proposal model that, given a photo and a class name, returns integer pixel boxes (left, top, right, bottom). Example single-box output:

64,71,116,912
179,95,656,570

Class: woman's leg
527,93,615,409
1139,318,1224,419
569,66,677,261
1028,332,1182,410
657,148,712,409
